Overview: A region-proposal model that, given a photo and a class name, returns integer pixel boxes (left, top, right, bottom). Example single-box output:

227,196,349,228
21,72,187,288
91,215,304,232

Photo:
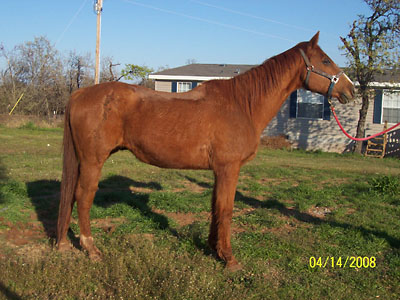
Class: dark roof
371,70,400,83
343,67,400,83
151,63,255,78
152,63,400,84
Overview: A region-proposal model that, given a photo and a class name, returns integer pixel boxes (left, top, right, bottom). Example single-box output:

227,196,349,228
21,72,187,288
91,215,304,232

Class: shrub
369,175,400,196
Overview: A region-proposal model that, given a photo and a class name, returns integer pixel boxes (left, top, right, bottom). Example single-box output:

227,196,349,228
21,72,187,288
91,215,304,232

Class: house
149,64,400,155
148,64,255,92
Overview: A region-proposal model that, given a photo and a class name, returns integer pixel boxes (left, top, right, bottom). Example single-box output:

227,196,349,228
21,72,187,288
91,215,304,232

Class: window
296,89,325,119
289,89,329,120
177,82,192,93
171,81,198,93
382,90,400,123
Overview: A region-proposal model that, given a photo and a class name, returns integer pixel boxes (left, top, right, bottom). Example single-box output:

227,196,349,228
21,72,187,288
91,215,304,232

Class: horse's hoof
226,260,243,272
57,241,72,252
89,251,102,262
88,246,103,262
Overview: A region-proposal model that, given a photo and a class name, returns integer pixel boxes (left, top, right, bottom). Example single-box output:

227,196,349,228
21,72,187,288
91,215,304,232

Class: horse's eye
322,58,331,65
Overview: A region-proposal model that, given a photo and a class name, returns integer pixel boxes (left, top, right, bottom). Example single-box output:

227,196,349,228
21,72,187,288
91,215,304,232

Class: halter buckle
332,76,339,83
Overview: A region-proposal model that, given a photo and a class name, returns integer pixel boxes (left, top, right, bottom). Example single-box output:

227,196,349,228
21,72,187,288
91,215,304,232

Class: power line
55,0,90,47
122,0,295,43
191,0,316,33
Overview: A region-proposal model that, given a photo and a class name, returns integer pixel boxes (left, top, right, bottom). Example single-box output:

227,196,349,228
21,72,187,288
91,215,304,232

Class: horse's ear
309,31,320,48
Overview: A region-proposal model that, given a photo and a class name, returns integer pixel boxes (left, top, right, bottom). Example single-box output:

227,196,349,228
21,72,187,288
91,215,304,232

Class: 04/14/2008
309,256,376,268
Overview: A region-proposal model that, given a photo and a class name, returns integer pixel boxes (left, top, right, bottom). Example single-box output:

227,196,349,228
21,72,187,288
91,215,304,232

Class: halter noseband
299,48,343,100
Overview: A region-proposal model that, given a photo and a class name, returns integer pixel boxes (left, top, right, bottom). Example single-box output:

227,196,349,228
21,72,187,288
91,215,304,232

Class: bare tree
0,36,67,116
0,44,19,114
66,51,94,94
185,58,197,65
0,37,160,116
100,56,121,82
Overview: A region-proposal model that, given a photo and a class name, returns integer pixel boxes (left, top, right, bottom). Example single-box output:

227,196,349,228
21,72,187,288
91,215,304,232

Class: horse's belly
131,141,211,170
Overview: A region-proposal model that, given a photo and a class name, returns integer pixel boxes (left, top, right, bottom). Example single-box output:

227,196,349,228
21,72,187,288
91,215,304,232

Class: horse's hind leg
75,160,104,260
208,163,241,270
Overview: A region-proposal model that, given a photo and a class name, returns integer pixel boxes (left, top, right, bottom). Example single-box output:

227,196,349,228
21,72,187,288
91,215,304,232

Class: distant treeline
0,36,155,117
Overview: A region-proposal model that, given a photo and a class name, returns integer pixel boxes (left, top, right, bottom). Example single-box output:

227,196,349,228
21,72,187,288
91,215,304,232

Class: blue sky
0,0,371,71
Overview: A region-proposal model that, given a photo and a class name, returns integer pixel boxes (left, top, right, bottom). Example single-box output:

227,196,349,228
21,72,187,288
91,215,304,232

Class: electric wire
122,0,295,43
191,0,316,33
55,0,90,47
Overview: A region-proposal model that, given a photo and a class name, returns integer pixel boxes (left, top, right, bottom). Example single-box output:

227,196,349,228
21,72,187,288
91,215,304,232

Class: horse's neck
232,48,303,136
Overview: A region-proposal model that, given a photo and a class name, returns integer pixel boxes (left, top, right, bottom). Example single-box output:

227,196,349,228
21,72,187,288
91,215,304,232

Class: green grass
0,125,400,299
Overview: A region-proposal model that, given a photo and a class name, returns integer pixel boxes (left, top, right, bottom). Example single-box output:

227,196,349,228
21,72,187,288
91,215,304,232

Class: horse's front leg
209,163,241,270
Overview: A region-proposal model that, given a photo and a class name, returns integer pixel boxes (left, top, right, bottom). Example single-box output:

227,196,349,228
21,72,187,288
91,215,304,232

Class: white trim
148,74,231,81
353,81,400,88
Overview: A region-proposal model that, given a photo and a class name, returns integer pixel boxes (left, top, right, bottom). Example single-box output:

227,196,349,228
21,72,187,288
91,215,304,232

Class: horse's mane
204,43,303,116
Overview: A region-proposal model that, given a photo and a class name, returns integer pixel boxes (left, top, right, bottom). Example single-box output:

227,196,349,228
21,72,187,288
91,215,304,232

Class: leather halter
299,48,343,99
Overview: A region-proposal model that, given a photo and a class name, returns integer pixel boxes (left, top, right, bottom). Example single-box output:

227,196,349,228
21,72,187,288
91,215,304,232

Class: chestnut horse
57,32,355,270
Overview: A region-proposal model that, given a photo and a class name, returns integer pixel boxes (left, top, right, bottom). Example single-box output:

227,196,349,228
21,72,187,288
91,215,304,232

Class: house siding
155,81,172,92
264,97,360,152
264,93,398,154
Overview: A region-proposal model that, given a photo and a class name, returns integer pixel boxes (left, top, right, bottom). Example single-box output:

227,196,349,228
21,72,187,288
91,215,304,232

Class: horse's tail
57,101,79,244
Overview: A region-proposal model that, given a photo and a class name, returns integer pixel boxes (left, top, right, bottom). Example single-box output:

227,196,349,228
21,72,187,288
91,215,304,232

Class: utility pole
94,0,103,84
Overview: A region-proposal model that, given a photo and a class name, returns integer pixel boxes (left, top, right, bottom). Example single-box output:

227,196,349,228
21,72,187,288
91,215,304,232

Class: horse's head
299,32,355,104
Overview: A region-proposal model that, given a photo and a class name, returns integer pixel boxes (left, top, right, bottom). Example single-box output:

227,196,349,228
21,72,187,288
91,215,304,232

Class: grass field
0,123,400,299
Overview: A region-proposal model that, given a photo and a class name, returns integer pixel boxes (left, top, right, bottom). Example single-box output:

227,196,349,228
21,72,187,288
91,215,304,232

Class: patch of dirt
261,223,297,236
260,135,292,150
92,217,127,234
0,219,53,262
129,186,154,194
307,206,332,218
345,208,356,215
152,208,210,227
233,207,255,217
3,221,47,246
176,180,211,193
127,233,155,242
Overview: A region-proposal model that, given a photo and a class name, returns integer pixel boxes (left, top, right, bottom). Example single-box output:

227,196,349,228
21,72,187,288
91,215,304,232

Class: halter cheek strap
299,48,343,99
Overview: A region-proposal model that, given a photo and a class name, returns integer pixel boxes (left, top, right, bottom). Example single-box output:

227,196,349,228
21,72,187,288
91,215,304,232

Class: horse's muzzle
338,86,355,104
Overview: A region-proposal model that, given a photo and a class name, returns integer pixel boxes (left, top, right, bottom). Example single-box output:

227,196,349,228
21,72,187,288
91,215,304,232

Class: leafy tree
340,0,400,153
120,64,154,84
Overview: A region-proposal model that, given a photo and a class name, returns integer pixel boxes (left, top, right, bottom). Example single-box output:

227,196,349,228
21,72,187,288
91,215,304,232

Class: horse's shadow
27,175,218,256
26,176,168,246
235,190,400,249
184,175,400,249
27,174,400,257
